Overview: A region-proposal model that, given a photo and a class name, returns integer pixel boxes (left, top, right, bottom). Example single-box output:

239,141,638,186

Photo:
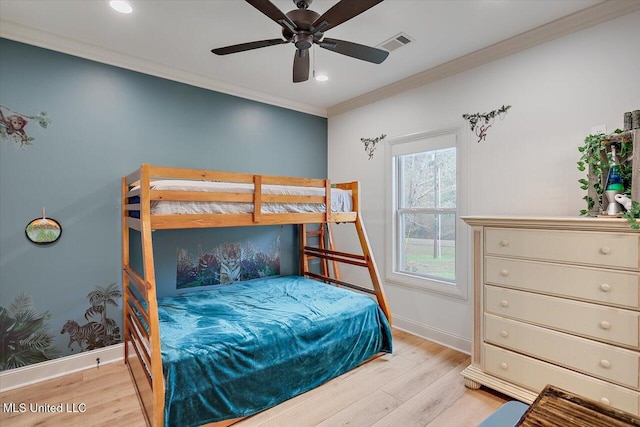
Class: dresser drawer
485,314,640,389
485,256,640,309
485,228,640,269
483,344,640,416
485,285,640,348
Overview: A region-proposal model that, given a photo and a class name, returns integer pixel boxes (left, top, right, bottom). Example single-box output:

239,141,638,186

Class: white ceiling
0,0,625,116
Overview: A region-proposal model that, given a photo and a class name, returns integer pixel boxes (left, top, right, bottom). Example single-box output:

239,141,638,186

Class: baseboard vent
378,33,413,52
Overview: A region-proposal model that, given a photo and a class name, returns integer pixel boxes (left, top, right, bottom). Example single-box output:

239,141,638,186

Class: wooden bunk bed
121,164,392,427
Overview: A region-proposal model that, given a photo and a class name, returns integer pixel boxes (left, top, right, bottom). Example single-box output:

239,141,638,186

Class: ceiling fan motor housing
284,9,323,49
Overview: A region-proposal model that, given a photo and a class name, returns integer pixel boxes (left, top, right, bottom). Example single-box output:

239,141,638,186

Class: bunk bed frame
121,164,391,427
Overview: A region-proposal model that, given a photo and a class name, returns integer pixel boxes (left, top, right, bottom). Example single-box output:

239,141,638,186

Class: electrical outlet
591,125,607,135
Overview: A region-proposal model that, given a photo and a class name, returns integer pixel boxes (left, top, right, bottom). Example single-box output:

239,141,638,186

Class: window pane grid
395,146,456,283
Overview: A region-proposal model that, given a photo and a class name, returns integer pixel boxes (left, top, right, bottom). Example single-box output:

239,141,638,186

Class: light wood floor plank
427,388,508,427
392,334,450,365
371,359,470,427
236,376,347,426
315,390,403,427
381,347,469,403
0,328,508,427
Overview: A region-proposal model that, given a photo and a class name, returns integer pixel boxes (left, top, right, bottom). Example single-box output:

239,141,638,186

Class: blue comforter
158,276,392,426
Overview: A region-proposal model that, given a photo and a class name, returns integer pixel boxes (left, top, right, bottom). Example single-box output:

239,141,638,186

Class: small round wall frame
25,209,62,245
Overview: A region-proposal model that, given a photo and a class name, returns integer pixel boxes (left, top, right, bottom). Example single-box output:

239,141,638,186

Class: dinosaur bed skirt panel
158,275,392,427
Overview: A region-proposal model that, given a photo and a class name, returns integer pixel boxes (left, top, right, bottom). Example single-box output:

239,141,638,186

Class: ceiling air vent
378,33,413,52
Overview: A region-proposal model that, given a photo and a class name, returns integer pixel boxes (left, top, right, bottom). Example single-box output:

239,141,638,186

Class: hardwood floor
0,329,509,426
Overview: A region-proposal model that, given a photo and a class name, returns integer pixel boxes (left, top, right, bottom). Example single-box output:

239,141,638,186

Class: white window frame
384,125,468,299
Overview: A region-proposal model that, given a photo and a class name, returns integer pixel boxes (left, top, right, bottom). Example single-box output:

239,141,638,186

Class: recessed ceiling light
315,74,328,82
110,0,133,14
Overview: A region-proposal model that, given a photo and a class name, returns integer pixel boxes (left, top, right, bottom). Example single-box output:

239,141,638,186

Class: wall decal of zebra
59,282,122,352
60,320,104,351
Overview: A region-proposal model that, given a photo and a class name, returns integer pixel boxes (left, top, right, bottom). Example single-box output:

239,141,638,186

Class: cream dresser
462,216,640,416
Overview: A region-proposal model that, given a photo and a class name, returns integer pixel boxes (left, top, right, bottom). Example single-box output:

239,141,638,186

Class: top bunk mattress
138,179,353,215
158,275,392,426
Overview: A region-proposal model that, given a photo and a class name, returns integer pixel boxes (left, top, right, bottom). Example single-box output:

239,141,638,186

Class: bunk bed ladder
300,223,340,281
300,218,391,324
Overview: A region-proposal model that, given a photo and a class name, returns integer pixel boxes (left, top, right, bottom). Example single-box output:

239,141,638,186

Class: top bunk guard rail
123,164,358,230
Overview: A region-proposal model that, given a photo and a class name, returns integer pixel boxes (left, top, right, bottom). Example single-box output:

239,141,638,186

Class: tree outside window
397,147,456,282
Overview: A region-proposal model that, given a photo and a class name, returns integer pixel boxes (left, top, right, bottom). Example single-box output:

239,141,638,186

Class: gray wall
0,38,327,365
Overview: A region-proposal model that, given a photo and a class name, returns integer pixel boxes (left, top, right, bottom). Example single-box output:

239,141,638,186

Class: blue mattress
157,275,392,426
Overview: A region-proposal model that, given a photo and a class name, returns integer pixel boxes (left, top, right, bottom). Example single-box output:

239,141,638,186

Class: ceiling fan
211,0,389,83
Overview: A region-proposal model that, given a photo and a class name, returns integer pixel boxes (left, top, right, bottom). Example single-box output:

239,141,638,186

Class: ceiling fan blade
293,49,309,83
319,38,389,64
246,0,297,32
212,38,288,55
311,0,383,34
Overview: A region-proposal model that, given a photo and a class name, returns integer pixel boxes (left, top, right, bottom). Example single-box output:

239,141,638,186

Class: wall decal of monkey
0,105,51,148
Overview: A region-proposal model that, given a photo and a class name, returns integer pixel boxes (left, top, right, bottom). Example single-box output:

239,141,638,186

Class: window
385,126,467,299
397,147,457,281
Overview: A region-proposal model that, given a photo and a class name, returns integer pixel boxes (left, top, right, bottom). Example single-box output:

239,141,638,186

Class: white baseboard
0,344,124,392
393,315,471,355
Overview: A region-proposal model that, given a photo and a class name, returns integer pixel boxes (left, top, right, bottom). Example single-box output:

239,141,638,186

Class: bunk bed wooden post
123,164,165,427
325,223,341,280
253,175,262,223
351,182,392,324
324,179,331,223
299,224,309,275
139,164,165,427
319,225,328,276
354,215,391,323
121,176,131,363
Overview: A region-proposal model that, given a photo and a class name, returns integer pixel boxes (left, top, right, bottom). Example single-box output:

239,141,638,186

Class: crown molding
327,0,640,117
0,20,328,118
3,1,637,120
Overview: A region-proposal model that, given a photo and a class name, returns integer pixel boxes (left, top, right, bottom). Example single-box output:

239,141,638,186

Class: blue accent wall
0,38,327,366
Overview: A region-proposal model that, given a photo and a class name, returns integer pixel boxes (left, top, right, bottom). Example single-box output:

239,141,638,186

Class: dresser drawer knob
599,320,611,330
599,283,611,292
600,397,610,406
500,330,509,338
500,269,509,277
600,359,611,369
500,300,509,308
499,362,508,370
599,246,611,255
500,240,510,247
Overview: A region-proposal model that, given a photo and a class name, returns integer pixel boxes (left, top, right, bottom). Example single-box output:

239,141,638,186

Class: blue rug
478,401,529,426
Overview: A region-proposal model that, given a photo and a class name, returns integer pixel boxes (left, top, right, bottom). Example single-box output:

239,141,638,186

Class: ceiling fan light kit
212,0,389,83
109,0,133,14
